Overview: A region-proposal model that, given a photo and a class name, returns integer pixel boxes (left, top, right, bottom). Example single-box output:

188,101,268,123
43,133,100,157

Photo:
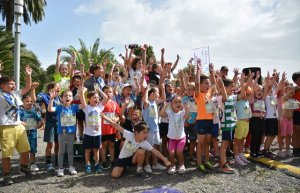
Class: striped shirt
221,95,237,131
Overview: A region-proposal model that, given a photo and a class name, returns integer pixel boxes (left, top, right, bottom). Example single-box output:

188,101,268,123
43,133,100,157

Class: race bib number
283,100,299,109
125,141,136,154
254,101,266,112
94,83,100,91
213,107,219,117
103,112,115,124
244,105,251,117
231,110,237,121
149,106,157,118
25,118,37,130
61,114,76,127
87,115,100,127
189,101,197,113
205,102,214,113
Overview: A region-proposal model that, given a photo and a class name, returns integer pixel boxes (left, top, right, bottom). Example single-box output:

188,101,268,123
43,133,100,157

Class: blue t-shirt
236,99,252,120
55,104,79,134
182,96,197,124
36,93,61,122
20,107,42,130
142,100,159,132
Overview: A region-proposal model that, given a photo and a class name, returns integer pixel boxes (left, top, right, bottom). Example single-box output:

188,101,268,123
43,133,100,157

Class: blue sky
1,0,299,81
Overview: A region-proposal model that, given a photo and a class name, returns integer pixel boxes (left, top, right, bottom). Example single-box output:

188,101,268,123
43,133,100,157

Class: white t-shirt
119,130,153,159
129,68,147,89
0,90,23,125
265,94,278,119
82,103,104,136
166,108,186,140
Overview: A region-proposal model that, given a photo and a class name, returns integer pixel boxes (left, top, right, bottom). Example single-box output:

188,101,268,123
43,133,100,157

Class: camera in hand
128,44,139,49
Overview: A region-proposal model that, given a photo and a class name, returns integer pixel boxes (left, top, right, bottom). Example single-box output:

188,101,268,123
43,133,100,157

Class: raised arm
159,102,168,118
171,54,180,72
69,51,77,78
102,113,125,133
119,97,130,124
78,86,86,109
55,48,62,74
195,60,202,98
21,65,32,96
30,82,39,103
47,89,58,112
161,48,165,69
143,85,151,109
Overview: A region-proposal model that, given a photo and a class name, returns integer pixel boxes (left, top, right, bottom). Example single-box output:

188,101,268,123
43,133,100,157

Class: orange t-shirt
293,88,300,111
195,92,213,120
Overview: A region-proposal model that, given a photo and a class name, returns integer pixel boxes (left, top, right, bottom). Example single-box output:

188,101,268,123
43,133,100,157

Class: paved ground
1,130,300,193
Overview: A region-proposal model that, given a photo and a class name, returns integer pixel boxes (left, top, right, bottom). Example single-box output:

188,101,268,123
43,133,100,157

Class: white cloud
74,0,300,80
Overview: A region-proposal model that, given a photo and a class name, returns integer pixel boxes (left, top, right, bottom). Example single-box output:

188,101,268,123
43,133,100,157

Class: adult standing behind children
0,65,32,186
84,64,106,92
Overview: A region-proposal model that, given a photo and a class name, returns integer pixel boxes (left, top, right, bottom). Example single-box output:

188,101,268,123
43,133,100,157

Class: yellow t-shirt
195,92,213,120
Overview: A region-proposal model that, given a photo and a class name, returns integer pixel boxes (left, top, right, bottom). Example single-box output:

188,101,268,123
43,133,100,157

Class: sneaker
31,164,40,172
244,148,250,154
257,151,264,158
3,174,13,186
239,154,251,163
152,163,166,170
204,161,214,170
20,165,32,176
168,166,176,174
102,161,111,170
285,150,293,157
143,164,153,173
198,164,207,173
95,164,103,173
69,166,77,175
235,156,246,166
263,150,275,159
85,164,92,174
57,168,64,177
46,163,55,172
250,153,258,158
135,171,150,179
219,163,235,174
277,151,286,158
178,165,186,174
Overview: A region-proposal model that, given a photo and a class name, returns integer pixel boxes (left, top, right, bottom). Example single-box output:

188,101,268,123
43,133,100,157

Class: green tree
0,0,47,32
62,38,117,72
0,25,45,90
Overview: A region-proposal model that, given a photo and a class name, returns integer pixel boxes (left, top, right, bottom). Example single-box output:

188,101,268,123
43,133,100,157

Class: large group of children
0,45,300,186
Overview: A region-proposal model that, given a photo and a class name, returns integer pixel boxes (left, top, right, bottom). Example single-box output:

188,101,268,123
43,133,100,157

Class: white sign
193,46,210,73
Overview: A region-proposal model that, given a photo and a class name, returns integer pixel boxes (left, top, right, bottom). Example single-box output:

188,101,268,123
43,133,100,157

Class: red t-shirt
293,87,300,112
101,100,120,135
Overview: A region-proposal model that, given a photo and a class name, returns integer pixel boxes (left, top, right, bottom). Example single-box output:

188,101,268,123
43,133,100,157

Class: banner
193,46,210,73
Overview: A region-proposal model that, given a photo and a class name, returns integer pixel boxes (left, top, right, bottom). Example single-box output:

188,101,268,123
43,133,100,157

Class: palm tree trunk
4,0,14,32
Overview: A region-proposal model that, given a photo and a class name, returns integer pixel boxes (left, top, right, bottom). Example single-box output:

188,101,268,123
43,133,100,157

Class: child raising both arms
102,114,171,179
159,96,190,174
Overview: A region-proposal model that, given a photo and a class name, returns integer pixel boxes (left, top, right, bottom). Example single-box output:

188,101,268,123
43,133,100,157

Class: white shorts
146,131,161,146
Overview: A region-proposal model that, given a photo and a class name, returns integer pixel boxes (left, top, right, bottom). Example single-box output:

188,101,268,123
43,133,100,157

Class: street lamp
14,0,24,90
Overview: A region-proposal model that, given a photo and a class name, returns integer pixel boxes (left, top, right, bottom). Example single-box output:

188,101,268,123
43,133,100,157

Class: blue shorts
26,129,37,154
212,123,219,137
222,130,235,141
83,134,101,149
43,120,58,143
184,123,197,141
195,120,213,135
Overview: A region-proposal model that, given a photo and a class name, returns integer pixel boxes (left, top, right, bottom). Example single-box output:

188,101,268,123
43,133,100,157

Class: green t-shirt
53,73,70,94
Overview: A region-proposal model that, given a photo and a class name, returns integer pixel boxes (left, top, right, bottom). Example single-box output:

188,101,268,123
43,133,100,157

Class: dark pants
250,117,265,154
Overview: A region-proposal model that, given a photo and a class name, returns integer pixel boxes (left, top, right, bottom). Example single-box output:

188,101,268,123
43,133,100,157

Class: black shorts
293,111,300,125
83,134,101,149
195,120,213,135
265,118,278,136
76,109,85,121
184,123,197,141
159,122,169,138
102,134,116,143
222,130,235,141
113,155,134,168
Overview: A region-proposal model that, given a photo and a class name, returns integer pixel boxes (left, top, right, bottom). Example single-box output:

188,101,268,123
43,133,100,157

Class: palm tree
62,38,117,72
0,0,47,32
0,25,45,90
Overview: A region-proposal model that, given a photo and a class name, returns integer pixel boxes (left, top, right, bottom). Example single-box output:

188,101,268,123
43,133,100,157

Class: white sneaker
235,156,247,166
152,163,166,170
178,165,186,174
168,166,176,174
239,154,251,164
277,151,286,157
143,164,153,173
285,150,293,157
31,164,39,172
57,168,64,177
69,166,77,175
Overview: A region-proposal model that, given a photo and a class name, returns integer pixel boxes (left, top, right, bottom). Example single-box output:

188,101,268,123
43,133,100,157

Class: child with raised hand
278,83,299,157
80,86,108,174
233,71,255,165
101,114,171,179
142,84,166,173
100,85,120,169
159,96,190,174
292,71,300,156
54,49,75,94
20,95,43,172
249,72,269,158
48,88,82,177
0,65,32,185
33,82,61,171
